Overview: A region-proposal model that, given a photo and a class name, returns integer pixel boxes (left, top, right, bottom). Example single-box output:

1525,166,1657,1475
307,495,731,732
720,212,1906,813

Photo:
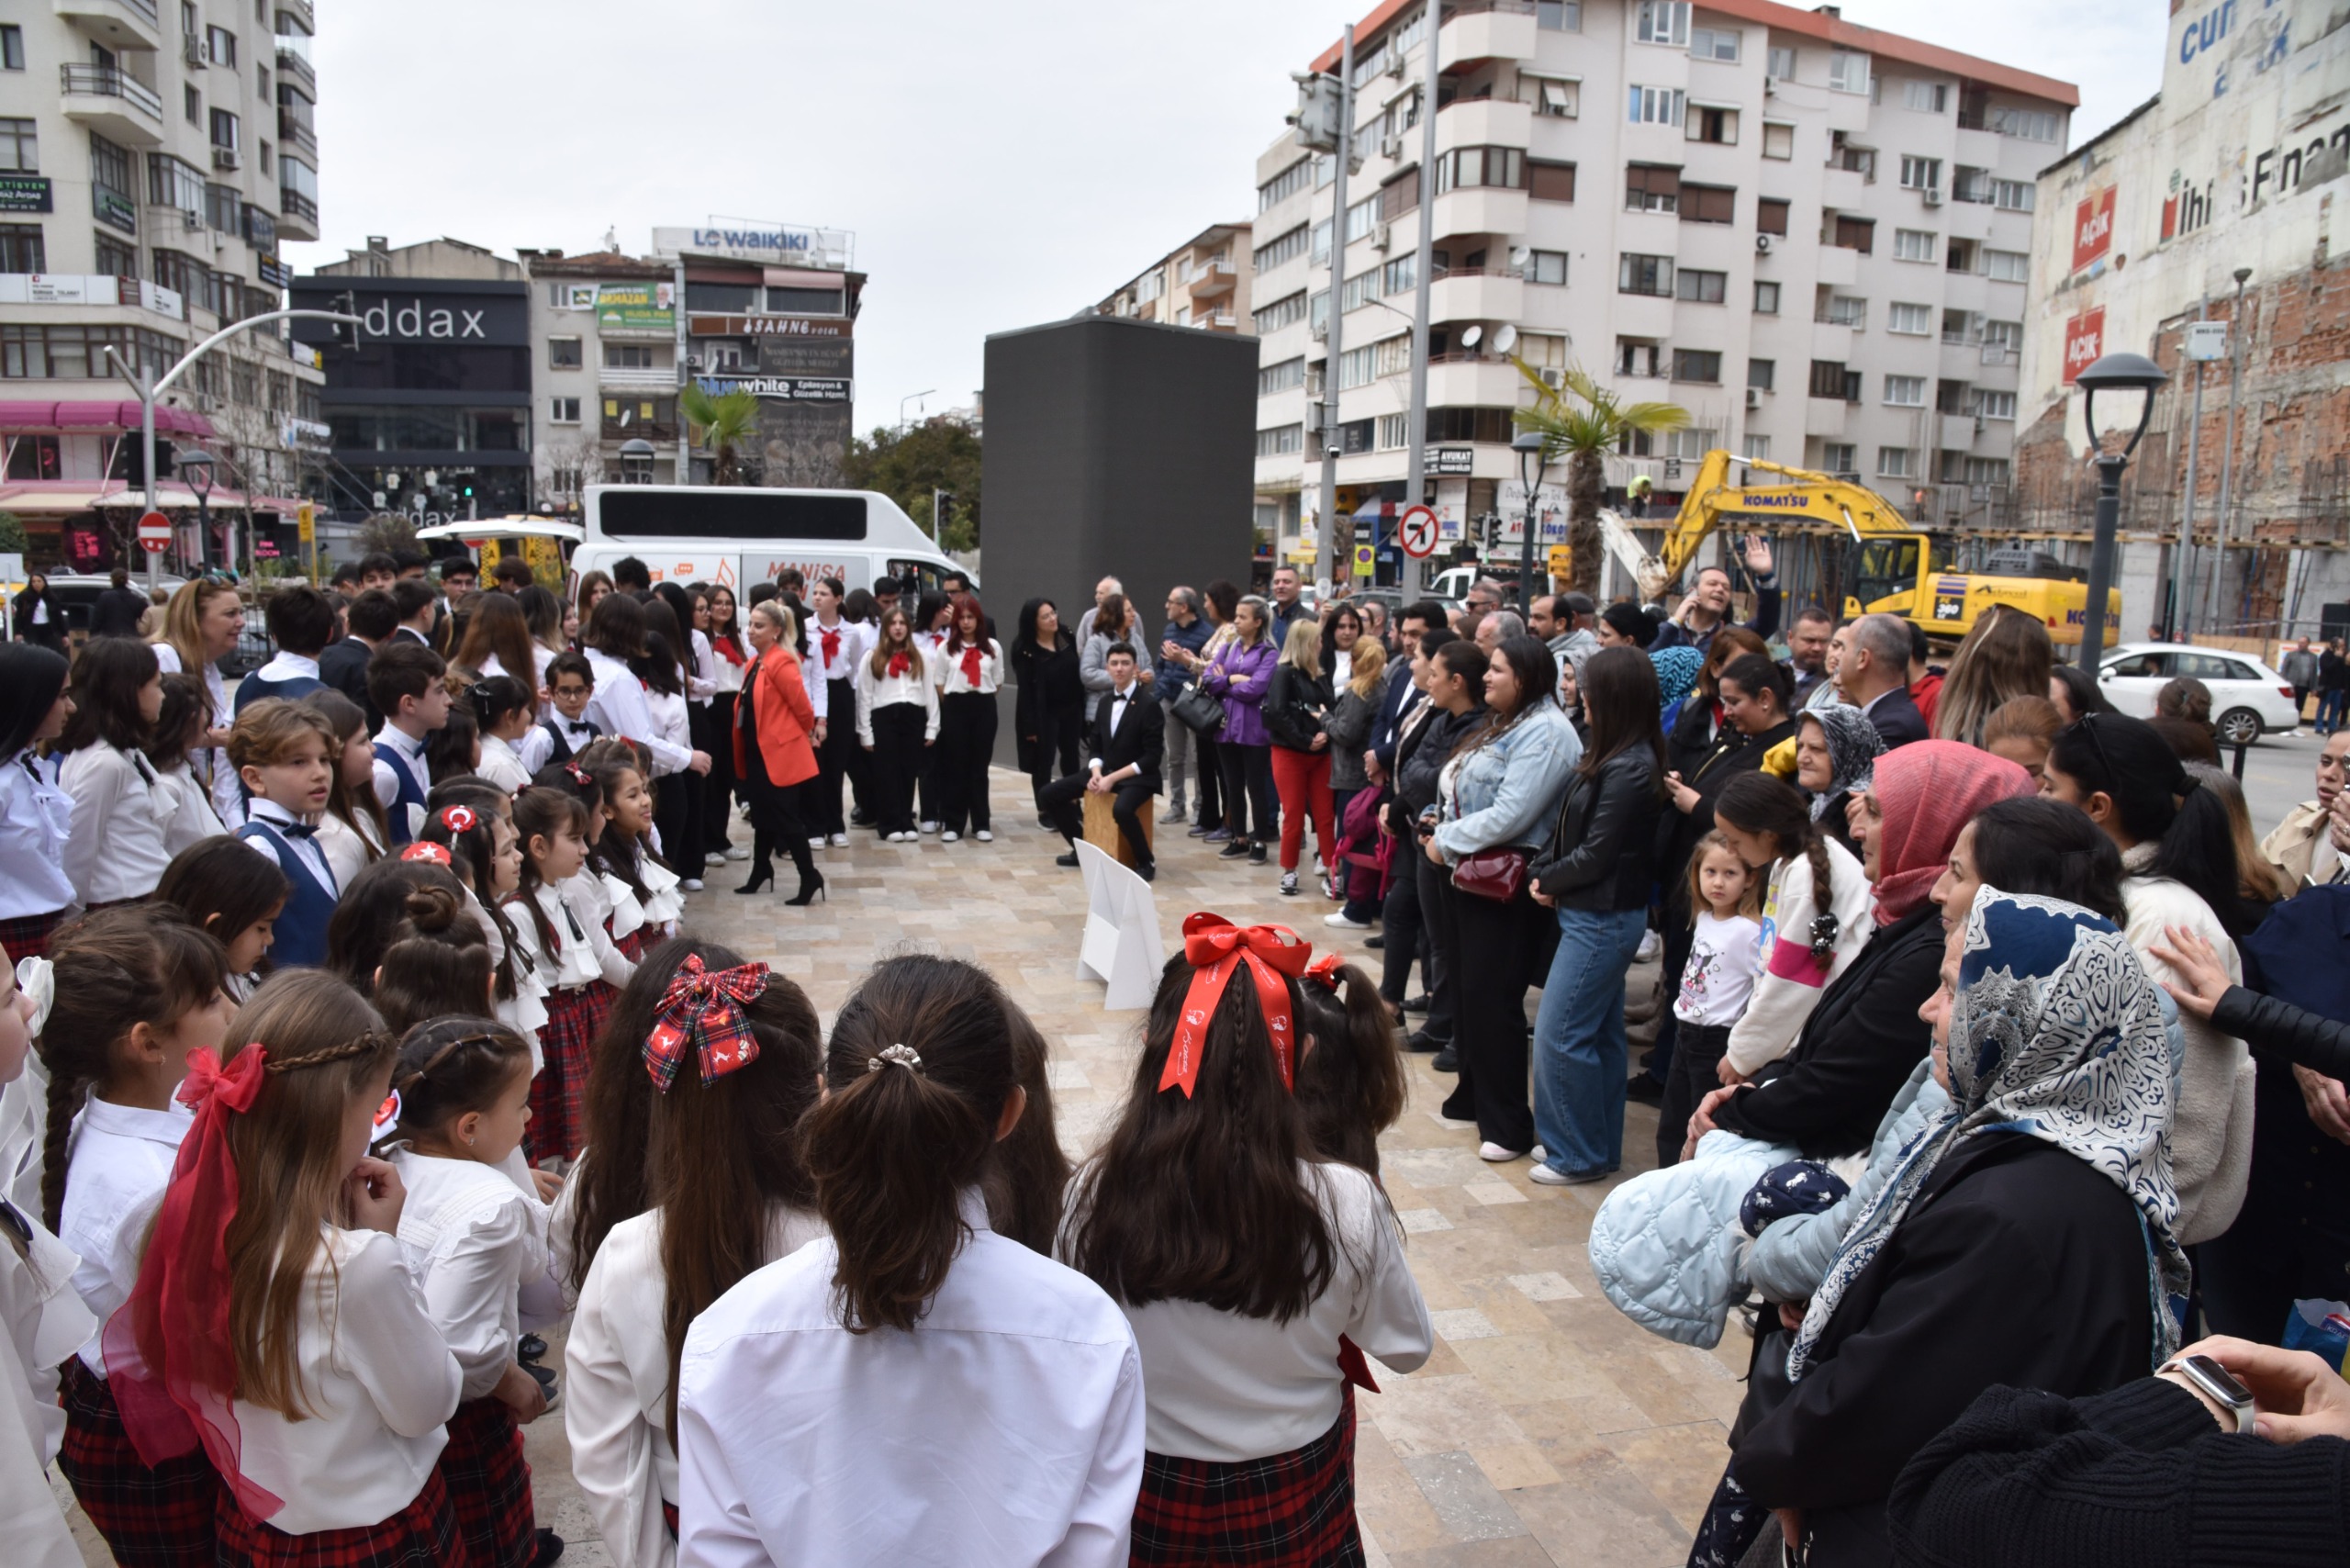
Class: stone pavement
64,766,1744,1567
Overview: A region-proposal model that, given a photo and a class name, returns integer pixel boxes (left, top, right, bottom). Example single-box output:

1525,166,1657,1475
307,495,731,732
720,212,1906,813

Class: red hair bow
440,804,476,834
643,952,772,1092
565,762,592,786
1162,913,1312,1097
1304,952,1347,991
175,1046,266,1115
400,842,453,867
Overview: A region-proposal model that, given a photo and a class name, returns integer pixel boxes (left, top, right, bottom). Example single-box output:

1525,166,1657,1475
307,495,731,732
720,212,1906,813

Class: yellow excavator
1596,452,2118,642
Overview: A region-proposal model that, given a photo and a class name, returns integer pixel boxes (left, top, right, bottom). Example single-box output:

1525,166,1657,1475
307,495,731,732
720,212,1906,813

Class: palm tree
1509,360,1689,599
679,386,761,487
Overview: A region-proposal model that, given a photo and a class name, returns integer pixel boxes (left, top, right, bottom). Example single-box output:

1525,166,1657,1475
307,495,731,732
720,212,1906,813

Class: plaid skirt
613,925,647,963
438,1397,533,1568
1130,1389,1363,1567
57,1358,220,1568
528,980,613,1163
216,1464,464,1568
0,907,67,963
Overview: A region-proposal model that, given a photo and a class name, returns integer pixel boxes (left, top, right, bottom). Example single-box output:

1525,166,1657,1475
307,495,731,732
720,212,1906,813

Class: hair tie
642,952,771,1091
371,1089,403,1137
867,1043,923,1073
1304,952,1347,991
2177,771,2203,797
401,842,453,866
1167,913,1313,1096
440,804,477,834
565,762,592,786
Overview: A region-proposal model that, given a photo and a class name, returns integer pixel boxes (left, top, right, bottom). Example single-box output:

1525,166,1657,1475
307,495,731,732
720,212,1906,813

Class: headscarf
1798,706,1885,823
1868,739,2033,926
1789,890,2188,1380
1650,645,1702,720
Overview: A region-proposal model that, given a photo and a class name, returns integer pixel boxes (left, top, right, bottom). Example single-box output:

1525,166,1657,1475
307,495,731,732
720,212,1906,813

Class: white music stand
1074,840,1163,1010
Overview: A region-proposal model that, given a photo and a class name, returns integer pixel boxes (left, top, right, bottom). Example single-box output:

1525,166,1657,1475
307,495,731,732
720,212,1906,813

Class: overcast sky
284,0,2162,442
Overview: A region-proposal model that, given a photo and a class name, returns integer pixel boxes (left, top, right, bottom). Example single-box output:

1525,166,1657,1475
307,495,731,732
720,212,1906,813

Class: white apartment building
0,0,324,572
1248,0,2073,578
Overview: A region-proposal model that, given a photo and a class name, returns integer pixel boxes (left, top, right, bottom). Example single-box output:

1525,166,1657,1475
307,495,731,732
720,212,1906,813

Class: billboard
2073,187,2117,273
596,282,675,333
2063,308,2106,385
652,223,853,270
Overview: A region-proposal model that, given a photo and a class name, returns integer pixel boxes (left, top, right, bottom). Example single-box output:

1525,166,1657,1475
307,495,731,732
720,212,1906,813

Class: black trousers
1659,1021,1731,1169
1218,740,1277,843
1045,773,1157,867
867,702,928,835
1382,845,1428,1005
1411,850,1460,1043
938,690,998,834
813,677,858,835
1649,908,1694,1088
1024,704,1084,810
1430,873,1547,1153
1192,730,1223,825
740,743,818,888
655,763,699,879
704,693,738,849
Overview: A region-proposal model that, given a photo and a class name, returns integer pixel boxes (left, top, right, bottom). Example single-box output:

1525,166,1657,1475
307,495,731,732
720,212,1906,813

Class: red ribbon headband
1161,913,1312,1097
642,952,772,1091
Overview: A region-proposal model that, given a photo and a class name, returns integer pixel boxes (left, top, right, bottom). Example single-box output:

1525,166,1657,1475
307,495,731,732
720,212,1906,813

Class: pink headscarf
1870,740,2034,925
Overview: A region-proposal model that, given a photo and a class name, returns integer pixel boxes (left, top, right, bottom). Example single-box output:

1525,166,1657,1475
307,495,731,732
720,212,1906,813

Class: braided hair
1713,771,1843,964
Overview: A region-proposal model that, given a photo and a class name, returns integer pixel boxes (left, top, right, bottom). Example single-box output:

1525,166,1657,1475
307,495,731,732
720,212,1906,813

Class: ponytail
1715,771,1841,961
1293,960,1407,1176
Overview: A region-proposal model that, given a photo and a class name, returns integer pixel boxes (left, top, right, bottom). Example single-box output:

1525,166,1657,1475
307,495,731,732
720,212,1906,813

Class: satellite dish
1460,325,1484,350
1493,324,1519,354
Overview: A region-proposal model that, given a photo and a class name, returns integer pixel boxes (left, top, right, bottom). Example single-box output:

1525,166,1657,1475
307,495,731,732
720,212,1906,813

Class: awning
417,517,584,543
0,479,261,516
0,400,218,436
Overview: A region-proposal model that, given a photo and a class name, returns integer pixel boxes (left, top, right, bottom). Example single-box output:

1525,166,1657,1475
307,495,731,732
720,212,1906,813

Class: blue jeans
1532,905,1649,1177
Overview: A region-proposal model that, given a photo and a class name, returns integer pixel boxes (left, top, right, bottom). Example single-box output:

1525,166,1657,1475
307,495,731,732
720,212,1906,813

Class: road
2230,726,2323,841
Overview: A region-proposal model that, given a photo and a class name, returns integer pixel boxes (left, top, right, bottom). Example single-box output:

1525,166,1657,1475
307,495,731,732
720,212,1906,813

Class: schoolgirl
802,577,869,846
673,954,1145,1563
1062,917,1432,1565
415,796,543,1050
566,940,824,1568
378,1018,554,1568
551,941,686,1307
651,585,714,886
853,605,939,843
58,636,171,908
472,677,538,794
155,838,289,1003
228,700,342,969
0,644,76,961
104,969,465,1564
147,674,225,857
934,591,1002,844
1292,951,1409,1177
577,594,705,788
326,856,466,997
369,883,497,1034
37,906,232,1568
151,577,246,831
983,1000,1072,1255
700,585,749,862
426,702,482,786
506,785,633,1163
577,739,680,960
300,689,389,890
911,590,954,835
1662,830,1767,1160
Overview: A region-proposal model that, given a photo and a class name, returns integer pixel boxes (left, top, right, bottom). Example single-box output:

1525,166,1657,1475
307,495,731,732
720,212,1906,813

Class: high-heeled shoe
786,871,827,907
733,862,776,895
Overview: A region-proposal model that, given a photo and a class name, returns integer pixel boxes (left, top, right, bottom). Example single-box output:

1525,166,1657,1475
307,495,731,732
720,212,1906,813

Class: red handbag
1450,847,1528,902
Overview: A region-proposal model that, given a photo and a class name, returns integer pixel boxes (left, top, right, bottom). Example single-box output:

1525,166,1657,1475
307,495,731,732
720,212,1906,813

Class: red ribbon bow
1162,913,1313,1097
565,762,592,786
887,650,911,678
821,627,842,666
440,804,476,834
400,842,453,867
1304,952,1347,991
959,644,985,688
642,953,773,1092
175,1046,267,1115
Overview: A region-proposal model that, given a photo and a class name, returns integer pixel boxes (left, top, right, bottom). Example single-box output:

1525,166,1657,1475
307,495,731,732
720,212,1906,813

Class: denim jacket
1432,703,1582,864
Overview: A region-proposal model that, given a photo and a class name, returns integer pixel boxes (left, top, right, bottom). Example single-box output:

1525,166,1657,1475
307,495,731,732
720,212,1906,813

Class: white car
2095,642,2301,745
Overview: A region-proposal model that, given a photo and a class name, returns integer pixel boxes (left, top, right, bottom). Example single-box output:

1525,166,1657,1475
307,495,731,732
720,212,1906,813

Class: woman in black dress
1011,597,1084,821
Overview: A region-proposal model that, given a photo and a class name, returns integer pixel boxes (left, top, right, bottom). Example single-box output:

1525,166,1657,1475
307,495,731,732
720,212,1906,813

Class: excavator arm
1630,452,1917,599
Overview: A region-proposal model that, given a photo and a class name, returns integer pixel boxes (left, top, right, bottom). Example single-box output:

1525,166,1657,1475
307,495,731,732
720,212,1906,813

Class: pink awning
0,400,218,437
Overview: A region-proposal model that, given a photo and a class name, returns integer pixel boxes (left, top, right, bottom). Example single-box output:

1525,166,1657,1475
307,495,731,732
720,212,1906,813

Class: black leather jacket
1389,705,1483,833
1265,663,1332,752
1528,749,1663,911
2212,985,2350,1082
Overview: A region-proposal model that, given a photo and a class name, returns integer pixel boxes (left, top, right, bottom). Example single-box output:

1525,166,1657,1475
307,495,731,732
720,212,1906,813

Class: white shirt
0,750,74,920
241,797,340,899
852,655,941,746
645,685,690,765
676,1190,1145,1568
60,1096,192,1376
582,649,692,776
0,1198,95,1568
1068,1162,1432,1462
477,733,532,794
807,616,870,685
60,744,172,906
935,638,1003,698
152,644,242,829
468,892,548,1062
1675,912,1765,1028
229,1226,461,1535
235,650,321,712
370,724,434,842
315,807,386,891
566,1204,826,1568
387,1148,549,1402
688,632,717,704
519,714,601,778
508,881,633,992
152,758,226,857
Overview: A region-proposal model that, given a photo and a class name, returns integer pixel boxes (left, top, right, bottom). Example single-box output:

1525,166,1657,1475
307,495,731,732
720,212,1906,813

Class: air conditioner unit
1540,367,1565,389
1386,48,1405,78
1746,386,1762,409
211,146,241,171
1309,320,1329,342
1922,187,1943,207
1372,222,1393,251
1380,134,1403,159
685,354,702,370
182,33,206,66
1755,233,1774,253
180,209,203,231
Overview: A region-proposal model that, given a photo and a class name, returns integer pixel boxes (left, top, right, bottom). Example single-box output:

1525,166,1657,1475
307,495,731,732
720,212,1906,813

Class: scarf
1869,740,2033,925
1800,705,1885,823
820,626,842,666
1650,646,1703,718
1790,890,2188,1380
959,642,986,688
887,649,910,678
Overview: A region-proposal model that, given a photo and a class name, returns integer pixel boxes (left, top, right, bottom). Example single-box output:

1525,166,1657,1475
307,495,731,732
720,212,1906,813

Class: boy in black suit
1046,643,1163,881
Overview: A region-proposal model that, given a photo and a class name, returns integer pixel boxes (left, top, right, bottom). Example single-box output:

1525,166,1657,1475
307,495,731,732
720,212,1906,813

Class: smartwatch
2162,1353,2255,1434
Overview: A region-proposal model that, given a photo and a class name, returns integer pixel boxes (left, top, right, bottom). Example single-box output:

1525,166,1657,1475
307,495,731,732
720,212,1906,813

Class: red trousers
1270,745,1335,873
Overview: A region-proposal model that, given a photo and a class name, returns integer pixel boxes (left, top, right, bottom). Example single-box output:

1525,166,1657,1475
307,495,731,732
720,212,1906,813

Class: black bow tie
565,722,594,734
277,822,319,840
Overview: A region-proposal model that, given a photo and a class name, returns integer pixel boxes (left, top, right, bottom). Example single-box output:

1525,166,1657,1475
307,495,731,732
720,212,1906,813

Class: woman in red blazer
734,599,825,902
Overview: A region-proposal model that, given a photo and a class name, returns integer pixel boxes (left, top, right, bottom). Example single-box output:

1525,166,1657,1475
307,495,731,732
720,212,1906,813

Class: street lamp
1511,429,1550,617
178,447,215,573
2073,351,2168,670
618,438,656,486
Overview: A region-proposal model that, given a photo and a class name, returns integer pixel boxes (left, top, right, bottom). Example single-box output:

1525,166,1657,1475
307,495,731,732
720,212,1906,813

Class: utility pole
1314,26,1356,599
2174,296,2206,641
1402,0,1440,595
2206,266,2253,633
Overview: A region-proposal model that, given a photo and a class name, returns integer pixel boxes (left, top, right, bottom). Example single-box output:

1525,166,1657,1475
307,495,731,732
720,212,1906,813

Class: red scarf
959,643,986,687
887,649,911,678
1162,913,1312,1096
820,626,842,666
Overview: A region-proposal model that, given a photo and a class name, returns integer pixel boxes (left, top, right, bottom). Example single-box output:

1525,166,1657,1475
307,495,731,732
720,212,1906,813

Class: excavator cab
1846,537,1922,620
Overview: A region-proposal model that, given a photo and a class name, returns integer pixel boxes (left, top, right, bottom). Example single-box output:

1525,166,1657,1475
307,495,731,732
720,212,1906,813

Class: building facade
1249,0,2072,587
0,0,325,573
2015,0,2350,639
518,248,680,506
1097,221,1255,332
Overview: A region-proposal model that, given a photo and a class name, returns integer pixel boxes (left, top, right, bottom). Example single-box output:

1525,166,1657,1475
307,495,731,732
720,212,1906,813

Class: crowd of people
0,545,2346,1567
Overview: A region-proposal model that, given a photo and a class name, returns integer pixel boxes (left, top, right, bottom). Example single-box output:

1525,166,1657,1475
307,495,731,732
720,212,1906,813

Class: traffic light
330,291,358,350
1287,72,1344,152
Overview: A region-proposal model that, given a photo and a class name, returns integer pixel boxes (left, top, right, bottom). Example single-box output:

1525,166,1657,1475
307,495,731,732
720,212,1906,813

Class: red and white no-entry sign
1398,504,1440,559
137,511,172,554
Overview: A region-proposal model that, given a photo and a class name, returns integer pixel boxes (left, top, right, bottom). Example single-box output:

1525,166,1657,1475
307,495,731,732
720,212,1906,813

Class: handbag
1449,846,1528,902
1169,682,1226,737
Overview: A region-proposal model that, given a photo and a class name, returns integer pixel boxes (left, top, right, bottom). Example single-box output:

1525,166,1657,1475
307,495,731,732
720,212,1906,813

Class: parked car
2096,642,2300,745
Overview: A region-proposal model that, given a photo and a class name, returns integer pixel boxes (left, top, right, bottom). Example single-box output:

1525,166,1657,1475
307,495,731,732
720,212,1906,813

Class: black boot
734,831,776,895
784,830,826,905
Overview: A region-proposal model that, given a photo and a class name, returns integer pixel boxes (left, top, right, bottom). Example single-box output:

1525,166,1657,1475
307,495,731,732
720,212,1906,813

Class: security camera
1326,444,1342,459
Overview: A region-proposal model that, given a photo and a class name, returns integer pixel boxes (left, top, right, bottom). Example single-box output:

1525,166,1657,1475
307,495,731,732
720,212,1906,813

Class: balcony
60,63,164,148
1819,167,1865,212
277,185,318,240
276,41,316,99
1185,259,1236,300
1813,244,1858,286
598,363,676,393
1939,413,1980,451
1427,357,1527,407
1196,308,1237,331
1429,266,1523,324
1811,320,1855,358
1804,398,1848,439
276,105,317,159
1430,185,1527,242
601,420,677,444
55,0,161,51
1438,0,1538,71
274,0,314,35
1435,97,1532,157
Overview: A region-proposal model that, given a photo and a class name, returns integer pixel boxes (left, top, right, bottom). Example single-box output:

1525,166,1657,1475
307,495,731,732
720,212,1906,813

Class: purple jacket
1201,638,1276,746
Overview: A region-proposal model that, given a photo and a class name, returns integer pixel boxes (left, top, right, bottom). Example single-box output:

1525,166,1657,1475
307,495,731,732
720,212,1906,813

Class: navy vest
233,671,325,714
234,819,338,968
374,737,428,846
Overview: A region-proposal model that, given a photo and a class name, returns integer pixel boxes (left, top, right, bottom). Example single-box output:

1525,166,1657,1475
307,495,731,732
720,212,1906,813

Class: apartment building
1248,0,2073,577
1098,221,1255,333
0,0,326,571
518,248,680,506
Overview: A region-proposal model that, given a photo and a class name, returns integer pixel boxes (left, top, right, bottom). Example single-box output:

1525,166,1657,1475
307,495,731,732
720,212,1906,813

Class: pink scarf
1870,740,2035,924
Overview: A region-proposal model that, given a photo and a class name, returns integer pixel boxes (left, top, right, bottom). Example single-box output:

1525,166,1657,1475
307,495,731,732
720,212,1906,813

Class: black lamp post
2072,352,2167,670
1511,429,1550,618
178,447,215,572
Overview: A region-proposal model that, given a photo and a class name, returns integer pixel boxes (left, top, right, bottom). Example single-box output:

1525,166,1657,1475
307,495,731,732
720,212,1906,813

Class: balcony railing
275,43,315,96
61,63,163,121
279,186,317,223
276,106,317,158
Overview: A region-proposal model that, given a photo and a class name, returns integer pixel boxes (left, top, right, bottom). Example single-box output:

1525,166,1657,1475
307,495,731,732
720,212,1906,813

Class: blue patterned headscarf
1650,645,1703,719
1789,889,2188,1380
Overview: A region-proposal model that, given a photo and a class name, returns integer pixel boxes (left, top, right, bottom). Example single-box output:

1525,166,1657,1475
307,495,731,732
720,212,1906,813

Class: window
1887,302,1933,335
1256,424,1304,458
1973,389,2017,420
1374,413,1410,449
1338,344,1377,388
1681,184,1735,224
1673,349,1722,383
1757,197,1789,235
151,249,206,306
1378,174,1419,219
1618,253,1674,296
1374,335,1413,377
1382,254,1416,294
89,135,133,232
1637,1,1690,45
1823,294,1866,327
0,225,43,272
209,108,239,151
1518,332,1568,369
1984,320,2022,353
1985,248,2030,282
1311,220,1331,263
1884,375,1927,406
207,26,237,66
1253,224,1308,273
1767,45,1796,79
1309,290,1329,332
258,63,269,98
1617,339,1661,376
1904,81,1948,113
1344,194,1379,241
1878,446,1915,477
1435,146,1523,192
1340,267,1381,313
1258,357,1305,396
1893,228,1937,263
1762,122,1794,160
1526,249,1568,285
1946,238,1979,274
0,119,33,174
1991,179,2035,211
1743,434,1771,461
1424,407,1517,443
1528,160,1577,202
548,337,583,369
1258,158,1314,211
1964,457,2010,485
1629,86,1686,126
1254,290,1308,334
1829,49,1870,95
1952,166,1992,204
94,232,133,275
1899,156,1942,191
1754,280,1781,314
1809,360,1859,399
1831,215,1875,252
1691,26,1740,61
1688,106,1738,144
203,180,239,231
229,359,258,407
603,343,655,369
258,140,271,176
1528,76,1579,118
1748,358,1775,390
1538,0,1582,28
1821,442,1857,474
1626,164,1679,214
1675,268,1727,303
1986,106,2061,142
1667,427,1718,460
0,26,20,71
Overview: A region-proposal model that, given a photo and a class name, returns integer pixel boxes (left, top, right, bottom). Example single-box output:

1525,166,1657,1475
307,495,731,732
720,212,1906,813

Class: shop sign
653,223,852,270
597,282,675,333
1431,446,1474,476
693,375,851,404
0,176,51,213
2062,308,2105,386
94,187,135,235
688,315,850,338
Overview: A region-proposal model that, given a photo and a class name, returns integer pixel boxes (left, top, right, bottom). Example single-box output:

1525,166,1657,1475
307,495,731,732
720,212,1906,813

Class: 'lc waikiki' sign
651,222,855,272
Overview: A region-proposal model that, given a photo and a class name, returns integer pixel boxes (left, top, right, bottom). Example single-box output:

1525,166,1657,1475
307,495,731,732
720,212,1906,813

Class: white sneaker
809,839,824,853
1324,911,1372,930
920,821,941,834
680,879,703,892
1478,1141,1528,1163
1635,930,1662,963
1528,1162,1604,1186
886,831,907,843
828,833,851,848
941,830,960,843
722,845,749,861
975,830,993,842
